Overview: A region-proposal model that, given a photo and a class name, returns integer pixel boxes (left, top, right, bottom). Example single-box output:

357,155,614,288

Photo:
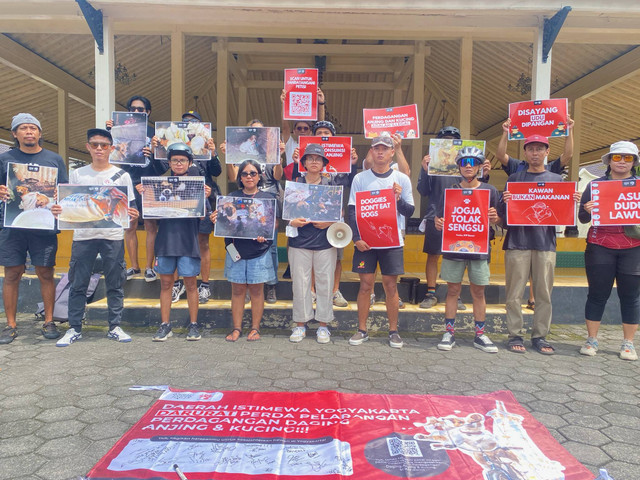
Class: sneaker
398,298,405,309
289,326,306,343
580,337,599,356
389,332,404,349
56,328,82,347
620,340,638,361
41,322,61,339
316,326,331,344
457,298,467,311
144,268,158,282
0,326,18,345
172,282,186,303
153,323,173,342
266,285,277,304
474,334,498,353
126,267,141,280
419,294,437,309
332,290,348,307
107,326,132,343
437,332,456,351
198,284,211,304
370,293,376,306
186,323,201,341
349,330,369,346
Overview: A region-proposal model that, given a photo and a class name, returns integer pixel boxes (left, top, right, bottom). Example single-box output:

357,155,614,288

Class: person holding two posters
0,113,69,344
578,141,640,361
54,129,138,346
434,147,502,353
348,135,414,348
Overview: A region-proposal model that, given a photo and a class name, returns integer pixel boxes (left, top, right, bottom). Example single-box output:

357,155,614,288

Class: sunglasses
88,142,111,150
296,126,310,131
458,157,482,167
129,106,146,113
611,154,635,163
241,171,259,178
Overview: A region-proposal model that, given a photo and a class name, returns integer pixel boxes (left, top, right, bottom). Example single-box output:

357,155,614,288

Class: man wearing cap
0,113,69,344
53,129,138,347
347,135,415,348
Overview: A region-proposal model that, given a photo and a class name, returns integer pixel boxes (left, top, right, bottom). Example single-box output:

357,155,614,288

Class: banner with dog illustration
428,139,486,177
110,112,149,165
154,122,212,161
298,136,352,174
355,189,400,248
282,182,343,222
363,104,420,139
506,182,577,226
141,176,206,219
214,195,277,241
57,185,130,230
4,162,57,230
86,388,594,480
283,68,318,121
441,188,490,255
508,99,569,140
590,178,640,226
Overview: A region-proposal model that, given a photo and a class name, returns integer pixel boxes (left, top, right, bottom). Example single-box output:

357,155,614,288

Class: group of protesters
0,92,638,362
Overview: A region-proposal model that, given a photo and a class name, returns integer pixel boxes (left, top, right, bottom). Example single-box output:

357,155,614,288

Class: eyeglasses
88,142,111,150
458,157,482,167
304,156,324,163
169,158,189,164
129,106,146,113
611,154,635,163
241,171,259,178
295,126,310,132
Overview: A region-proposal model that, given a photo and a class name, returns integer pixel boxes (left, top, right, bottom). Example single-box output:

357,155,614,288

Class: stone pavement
0,316,638,480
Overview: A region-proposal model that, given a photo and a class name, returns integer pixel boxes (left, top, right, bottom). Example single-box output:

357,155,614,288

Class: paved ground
0,316,638,480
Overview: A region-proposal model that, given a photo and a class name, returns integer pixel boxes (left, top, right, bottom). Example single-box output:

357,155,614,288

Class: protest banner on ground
590,178,640,226
506,182,576,226
363,104,419,139
298,136,352,174
110,112,148,165
214,195,277,240
141,176,206,219
4,162,57,230
154,121,212,160
355,189,400,248
283,68,318,121
225,126,281,165
508,99,569,140
57,185,130,230
441,188,490,255
428,139,486,177
282,182,343,222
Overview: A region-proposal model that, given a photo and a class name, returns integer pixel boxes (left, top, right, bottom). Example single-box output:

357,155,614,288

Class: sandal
225,328,242,342
532,337,555,355
247,328,261,342
507,336,526,354
526,300,535,311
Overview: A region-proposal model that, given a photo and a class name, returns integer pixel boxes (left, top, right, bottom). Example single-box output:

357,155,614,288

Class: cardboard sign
355,189,400,248
508,98,568,140
298,136,352,174
506,181,576,226
428,139,486,177
57,185,130,230
283,68,318,121
441,189,490,255
282,181,343,222
590,178,640,226
87,388,593,480
214,195,277,240
4,162,57,230
363,104,420,139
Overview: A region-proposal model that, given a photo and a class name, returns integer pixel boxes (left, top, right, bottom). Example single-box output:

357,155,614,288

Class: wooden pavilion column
171,29,185,120
216,37,229,194
411,40,426,217
94,15,114,127
458,36,473,139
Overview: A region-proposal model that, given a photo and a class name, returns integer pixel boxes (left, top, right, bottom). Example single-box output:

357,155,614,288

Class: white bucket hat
601,141,639,166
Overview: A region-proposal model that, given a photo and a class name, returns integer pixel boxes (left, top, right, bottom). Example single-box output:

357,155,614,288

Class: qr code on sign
386,437,423,458
289,92,312,117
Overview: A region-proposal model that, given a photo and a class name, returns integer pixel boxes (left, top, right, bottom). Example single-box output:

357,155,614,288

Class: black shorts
352,247,404,276
0,228,57,267
132,188,144,225
422,218,442,255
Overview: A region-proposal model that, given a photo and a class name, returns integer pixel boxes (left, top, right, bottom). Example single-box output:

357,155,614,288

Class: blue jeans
266,242,278,286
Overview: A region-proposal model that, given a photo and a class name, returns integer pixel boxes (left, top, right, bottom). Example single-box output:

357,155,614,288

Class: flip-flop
225,328,242,342
247,328,261,342
507,337,526,354
532,337,555,355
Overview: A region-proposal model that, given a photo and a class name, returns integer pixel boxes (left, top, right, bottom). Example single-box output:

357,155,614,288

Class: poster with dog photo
154,121,212,161
57,185,130,230
214,195,277,240
4,162,57,230
140,176,206,219
110,111,148,166
225,126,281,165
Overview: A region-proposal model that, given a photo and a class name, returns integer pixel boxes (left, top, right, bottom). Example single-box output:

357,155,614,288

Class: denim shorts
156,256,201,277
224,250,276,285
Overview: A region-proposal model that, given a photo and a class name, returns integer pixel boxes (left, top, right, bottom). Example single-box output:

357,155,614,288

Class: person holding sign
433,147,502,353
578,141,640,361
347,136,414,348
0,113,69,344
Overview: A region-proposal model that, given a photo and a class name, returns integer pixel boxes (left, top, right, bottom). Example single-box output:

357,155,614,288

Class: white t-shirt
68,165,135,242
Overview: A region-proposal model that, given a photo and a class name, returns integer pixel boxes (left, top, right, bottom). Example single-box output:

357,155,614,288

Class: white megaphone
327,221,353,248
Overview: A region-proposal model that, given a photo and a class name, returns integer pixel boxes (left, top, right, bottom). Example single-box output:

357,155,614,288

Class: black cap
182,110,202,122
87,128,113,143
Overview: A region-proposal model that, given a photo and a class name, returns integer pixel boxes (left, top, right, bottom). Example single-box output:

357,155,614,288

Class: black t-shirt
121,125,169,184
503,156,564,176
224,189,276,260
288,176,336,251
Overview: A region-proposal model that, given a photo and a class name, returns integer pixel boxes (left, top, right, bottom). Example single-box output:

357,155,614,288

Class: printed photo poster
110,112,149,165
298,136,352,174
57,185,130,230
506,182,577,226
214,195,277,241
141,176,206,219
282,182,343,222
363,104,420,139
355,189,400,248
441,189,490,255
4,162,57,230
428,139,486,177
86,388,594,480
590,178,640,226
225,127,281,165
154,122,212,161
508,98,569,140
283,68,318,121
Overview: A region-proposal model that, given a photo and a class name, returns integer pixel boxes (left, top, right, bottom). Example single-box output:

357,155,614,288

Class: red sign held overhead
506,182,577,226
508,98,568,140
441,189,490,255
355,189,400,248
298,136,352,174
283,68,318,121
363,104,420,139
591,178,640,226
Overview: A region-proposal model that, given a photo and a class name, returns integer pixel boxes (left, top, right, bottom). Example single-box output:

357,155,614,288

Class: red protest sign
283,68,318,121
590,178,640,226
506,182,576,226
508,98,568,140
298,136,352,174
355,189,400,248
441,189,490,255
363,104,420,139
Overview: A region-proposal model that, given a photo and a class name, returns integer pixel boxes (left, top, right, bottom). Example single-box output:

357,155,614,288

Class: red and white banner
508,98,569,140
283,68,318,121
87,389,594,480
363,104,420,139
355,189,400,248
591,178,640,226
299,136,352,174
441,189,490,255
507,182,576,226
